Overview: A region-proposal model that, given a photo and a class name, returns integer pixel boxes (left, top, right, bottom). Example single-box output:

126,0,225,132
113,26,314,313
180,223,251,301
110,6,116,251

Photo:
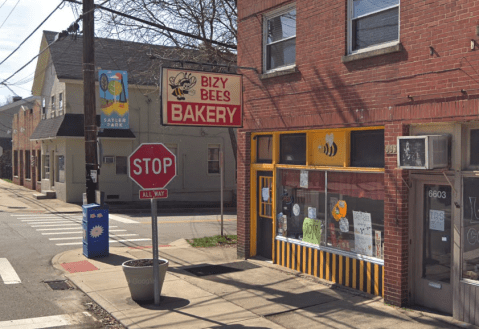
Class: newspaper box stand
82,204,109,258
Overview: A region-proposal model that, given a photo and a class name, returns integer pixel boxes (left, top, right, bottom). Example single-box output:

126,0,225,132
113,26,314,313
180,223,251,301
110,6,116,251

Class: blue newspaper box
82,204,109,258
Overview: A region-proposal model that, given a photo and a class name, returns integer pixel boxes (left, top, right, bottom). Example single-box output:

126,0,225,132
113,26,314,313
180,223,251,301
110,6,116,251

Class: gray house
28,31,237,204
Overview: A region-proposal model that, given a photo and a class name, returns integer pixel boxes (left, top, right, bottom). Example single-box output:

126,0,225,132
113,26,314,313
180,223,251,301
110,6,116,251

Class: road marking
21,219,78,222
140,219,237,224
25,221,77,224
0,312,90,328
109,214,138,224
36,226,118,231
30,224,80,228
49,234,139,240
56,238,151,246
0,258,21,284
41,229,127,235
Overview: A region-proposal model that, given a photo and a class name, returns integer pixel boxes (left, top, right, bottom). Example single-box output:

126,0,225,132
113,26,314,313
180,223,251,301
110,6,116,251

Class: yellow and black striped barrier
275,239,384,297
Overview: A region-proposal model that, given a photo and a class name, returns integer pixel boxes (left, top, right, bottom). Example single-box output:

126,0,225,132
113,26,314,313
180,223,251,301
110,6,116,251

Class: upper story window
348,0,399,53
257,135,273,163
59,93,63,110
51,95,55,110
42,98,46,115
264,5,296,72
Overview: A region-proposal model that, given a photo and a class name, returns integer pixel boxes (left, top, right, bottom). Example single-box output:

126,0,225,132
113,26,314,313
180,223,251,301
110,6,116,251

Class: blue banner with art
99,70,129,129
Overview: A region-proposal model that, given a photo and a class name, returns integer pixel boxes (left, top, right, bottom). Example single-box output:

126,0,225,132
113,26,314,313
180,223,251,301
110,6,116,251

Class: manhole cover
184,261,260,277
44,280,74,290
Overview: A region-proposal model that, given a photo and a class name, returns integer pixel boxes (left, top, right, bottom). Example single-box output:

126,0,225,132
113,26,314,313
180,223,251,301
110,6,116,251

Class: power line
65,0,236,49
0,0,21,31
0,1,65,67
0,0,9,10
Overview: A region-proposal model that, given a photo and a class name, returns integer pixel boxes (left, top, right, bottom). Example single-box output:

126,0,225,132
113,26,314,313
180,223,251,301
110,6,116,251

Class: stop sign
128,143,177,190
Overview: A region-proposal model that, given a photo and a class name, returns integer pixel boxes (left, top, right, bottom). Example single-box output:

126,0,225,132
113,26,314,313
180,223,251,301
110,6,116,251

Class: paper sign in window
353,211,373,256
300,170,308,188
429,210,445,231
262,187,270,202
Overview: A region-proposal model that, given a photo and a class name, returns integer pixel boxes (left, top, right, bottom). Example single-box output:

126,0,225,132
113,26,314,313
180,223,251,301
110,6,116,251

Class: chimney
12,96,22,102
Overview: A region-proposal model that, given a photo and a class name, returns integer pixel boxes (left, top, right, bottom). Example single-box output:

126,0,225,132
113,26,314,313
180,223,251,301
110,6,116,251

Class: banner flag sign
161,68,242,127
99,70,129,129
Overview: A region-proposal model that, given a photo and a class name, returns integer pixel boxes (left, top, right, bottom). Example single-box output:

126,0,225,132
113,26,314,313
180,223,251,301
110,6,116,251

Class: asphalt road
0,210,236,327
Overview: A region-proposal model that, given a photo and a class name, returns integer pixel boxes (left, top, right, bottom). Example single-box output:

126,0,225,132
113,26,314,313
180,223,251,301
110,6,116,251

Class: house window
116,156,127,175
51,95,55,111
264,5,296,72
256,135,273,163
58,93,63,110
350,129,384,167
42,98,46,115
13,150,18,176
44,155,50,179
208,144,220,174
37,150,41,181
348,0,399,53
57,155,65,183
25,150,31,179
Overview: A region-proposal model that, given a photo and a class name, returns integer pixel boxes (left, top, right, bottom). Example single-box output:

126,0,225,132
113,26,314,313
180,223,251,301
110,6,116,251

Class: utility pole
83,0,98,203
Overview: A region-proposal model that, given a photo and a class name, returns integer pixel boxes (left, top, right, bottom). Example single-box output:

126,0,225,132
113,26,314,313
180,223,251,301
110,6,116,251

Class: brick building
237,0,479,324
11,97,42,191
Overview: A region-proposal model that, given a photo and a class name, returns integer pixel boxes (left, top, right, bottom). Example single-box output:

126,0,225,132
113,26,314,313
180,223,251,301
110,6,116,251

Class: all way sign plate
139,189,168,200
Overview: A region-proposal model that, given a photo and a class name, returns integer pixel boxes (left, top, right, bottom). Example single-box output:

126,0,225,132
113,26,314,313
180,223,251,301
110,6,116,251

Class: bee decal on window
169,72,197,100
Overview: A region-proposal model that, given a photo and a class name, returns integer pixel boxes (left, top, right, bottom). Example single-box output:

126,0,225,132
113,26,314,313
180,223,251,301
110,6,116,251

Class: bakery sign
161,68,242,127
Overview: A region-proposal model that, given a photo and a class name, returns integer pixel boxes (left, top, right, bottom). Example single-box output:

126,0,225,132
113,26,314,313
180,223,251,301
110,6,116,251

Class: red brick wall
12,101,42,191
237,130,251,259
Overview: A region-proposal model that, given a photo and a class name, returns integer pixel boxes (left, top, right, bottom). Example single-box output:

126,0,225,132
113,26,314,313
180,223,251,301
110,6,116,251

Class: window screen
280,133,306,165
350,130,384,167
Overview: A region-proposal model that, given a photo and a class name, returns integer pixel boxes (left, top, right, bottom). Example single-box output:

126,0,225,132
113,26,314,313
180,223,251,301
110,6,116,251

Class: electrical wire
0,0,21,31
0,0,65,67
0,0,9,11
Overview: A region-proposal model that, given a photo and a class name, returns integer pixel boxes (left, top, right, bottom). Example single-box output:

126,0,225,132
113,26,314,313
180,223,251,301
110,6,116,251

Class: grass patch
188,235,237,248
2,178,12,183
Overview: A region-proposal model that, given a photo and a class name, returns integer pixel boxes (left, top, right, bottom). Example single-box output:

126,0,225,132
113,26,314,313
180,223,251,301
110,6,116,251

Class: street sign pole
151,198,160,305
220,149,224,236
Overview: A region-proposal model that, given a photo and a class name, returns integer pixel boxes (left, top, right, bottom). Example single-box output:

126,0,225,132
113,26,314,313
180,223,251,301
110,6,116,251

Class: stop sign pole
128,143,176,305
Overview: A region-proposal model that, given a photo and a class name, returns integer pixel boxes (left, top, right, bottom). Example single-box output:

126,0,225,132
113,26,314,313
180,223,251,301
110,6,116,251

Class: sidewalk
53,242,477,329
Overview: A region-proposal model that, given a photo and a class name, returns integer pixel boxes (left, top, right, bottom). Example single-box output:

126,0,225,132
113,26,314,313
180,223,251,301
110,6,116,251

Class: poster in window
300,170,308,188
353,211,373,256
398,138,426,168
262,187,270,202
429,210,445,231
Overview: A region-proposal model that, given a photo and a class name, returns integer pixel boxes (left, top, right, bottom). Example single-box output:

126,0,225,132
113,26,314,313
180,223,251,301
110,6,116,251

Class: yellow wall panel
309,131,348,166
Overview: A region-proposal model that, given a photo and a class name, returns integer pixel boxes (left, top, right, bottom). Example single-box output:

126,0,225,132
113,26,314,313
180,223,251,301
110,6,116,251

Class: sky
0,0,78,104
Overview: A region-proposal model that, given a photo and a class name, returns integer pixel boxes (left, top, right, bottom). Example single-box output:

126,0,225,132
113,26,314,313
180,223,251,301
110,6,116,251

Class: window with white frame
51,95,55,111
207,144,220,174
59,93,63,110
348,0,399,53
264,5,296,72
44,155,50,179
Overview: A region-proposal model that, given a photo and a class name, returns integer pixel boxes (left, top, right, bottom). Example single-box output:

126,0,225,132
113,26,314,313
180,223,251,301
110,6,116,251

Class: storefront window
463,177,479,281
327,172,384,258
276,169,384,259
257,135,273,163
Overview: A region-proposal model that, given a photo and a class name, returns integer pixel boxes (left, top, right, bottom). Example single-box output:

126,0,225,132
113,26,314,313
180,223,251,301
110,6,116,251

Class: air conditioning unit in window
397,135,449,169
103,156,115,164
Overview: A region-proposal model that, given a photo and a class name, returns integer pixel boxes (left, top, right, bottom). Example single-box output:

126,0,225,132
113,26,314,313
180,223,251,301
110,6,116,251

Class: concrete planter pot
122,258,169,301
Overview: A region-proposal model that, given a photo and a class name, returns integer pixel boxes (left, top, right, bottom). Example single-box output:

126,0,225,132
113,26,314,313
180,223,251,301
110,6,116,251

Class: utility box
82,204,109,258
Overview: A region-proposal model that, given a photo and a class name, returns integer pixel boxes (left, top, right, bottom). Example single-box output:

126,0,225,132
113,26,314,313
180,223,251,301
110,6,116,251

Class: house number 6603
429,190,446,198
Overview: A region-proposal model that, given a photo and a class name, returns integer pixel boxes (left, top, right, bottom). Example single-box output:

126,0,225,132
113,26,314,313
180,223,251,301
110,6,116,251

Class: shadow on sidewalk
88,253,132,266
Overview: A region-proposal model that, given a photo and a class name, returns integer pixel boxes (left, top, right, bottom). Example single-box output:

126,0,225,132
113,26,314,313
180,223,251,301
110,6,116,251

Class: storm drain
184,261,260,277
44,280,74,290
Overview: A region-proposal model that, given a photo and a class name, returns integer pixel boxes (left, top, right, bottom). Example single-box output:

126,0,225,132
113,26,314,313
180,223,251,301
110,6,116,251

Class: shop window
327,172,384,258
264,5,296,72
208,144,220,174
350,129,384,167
280,133,306,165
256,135,273,163
462,177,479,282
469,129,479,166
13,150,18,176
348,0,400,53
25,150,31,179
116,156,127,175
276,169,384,259
44,155,50,179
57,155,65,183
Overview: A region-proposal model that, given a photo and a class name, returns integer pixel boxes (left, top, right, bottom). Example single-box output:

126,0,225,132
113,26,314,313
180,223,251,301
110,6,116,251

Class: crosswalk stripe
0,312,90,328
25,221,77,224
0,258,21,284
30,224,79,228
109,214,138,224
49,234,139,241
56,238,151,246
41,229,127,235
36,226,118,231
21,219,78,222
